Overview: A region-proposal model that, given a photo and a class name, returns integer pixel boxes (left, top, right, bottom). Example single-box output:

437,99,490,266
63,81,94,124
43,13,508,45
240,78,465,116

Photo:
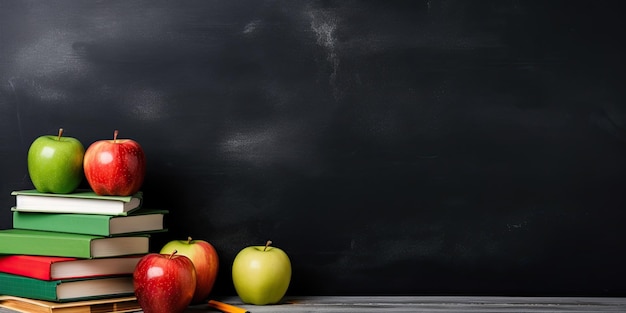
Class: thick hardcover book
12,209,168,236
0,229,149,258
11,190,142,216
0,295,140,313
0,255,142,280
0,272,134,302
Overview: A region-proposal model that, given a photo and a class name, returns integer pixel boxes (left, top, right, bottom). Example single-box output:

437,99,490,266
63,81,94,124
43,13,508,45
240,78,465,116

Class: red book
0,255,142,280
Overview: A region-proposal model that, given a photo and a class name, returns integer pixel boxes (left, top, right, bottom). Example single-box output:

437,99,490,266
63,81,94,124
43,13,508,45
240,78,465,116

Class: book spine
0,256,53,280
0,272,60,301
0,231,93,258
13,211,112,236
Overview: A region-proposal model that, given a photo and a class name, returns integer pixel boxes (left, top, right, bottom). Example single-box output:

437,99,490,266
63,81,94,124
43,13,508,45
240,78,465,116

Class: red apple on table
160,237,219,303
133,251,196,313
83,130,146,196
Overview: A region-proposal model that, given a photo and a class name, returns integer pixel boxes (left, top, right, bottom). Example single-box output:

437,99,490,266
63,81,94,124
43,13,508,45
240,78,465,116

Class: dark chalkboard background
1,0,625,296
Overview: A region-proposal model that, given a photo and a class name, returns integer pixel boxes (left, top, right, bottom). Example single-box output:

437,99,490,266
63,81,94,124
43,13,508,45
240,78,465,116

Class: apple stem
264,240,273,251
168,250,178,259
57,128,63,141
187,236,192,244
113,130,119,143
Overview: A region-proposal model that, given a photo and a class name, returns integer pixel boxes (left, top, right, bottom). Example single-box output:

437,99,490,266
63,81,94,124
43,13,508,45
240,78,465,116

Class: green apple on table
232,240,291,305
27,128,85,194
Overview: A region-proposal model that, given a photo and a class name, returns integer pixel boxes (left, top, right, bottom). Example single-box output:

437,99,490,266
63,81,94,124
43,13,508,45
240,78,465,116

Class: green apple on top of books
83,130,146,196
232,240,291,305
160,237,219,303
27,128,85,194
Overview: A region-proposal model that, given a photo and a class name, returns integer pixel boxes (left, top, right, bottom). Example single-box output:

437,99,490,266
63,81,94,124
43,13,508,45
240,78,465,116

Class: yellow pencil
207,300,250,313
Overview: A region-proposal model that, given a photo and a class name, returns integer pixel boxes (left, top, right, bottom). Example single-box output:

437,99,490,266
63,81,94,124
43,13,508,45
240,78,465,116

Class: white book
11,189,142,216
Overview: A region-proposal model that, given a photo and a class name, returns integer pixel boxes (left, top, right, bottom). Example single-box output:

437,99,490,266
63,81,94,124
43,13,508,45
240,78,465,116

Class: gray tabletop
2,296,626,313
195,296,626,313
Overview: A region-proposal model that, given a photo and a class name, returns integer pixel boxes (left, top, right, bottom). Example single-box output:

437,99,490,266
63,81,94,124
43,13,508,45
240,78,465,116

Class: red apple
160,237,219,303
133,251,196,313
83,130,146,196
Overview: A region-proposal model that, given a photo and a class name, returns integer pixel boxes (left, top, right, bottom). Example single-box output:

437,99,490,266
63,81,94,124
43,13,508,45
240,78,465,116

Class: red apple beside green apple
83,130,146,196
27,128,85,194
133,251,196,313
232,240,291,305
160,237,219,303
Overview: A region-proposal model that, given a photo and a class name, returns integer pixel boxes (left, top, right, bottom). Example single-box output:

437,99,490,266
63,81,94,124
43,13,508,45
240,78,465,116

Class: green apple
232,241,291,305
27,128,85,194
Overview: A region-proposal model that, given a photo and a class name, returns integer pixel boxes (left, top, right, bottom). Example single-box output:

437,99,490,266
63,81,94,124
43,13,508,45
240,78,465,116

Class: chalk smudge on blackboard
7,78,25,147
219,122,296,167
243,19,262,35
308,8,340,98
122,86,165,121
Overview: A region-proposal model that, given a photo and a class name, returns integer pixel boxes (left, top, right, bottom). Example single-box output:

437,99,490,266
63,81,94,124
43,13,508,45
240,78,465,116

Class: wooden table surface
2,296,626,312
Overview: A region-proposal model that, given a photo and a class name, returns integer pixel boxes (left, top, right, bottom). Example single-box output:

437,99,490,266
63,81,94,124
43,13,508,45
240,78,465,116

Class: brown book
0,295,140,313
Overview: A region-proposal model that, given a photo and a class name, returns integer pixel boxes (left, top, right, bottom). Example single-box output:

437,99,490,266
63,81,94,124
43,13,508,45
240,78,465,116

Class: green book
0,229,149,258
0,272,134,302
12,209,168,236
11,189,143,216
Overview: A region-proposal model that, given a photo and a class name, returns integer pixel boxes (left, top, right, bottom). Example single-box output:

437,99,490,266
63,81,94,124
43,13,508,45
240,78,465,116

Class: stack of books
0,189,167,312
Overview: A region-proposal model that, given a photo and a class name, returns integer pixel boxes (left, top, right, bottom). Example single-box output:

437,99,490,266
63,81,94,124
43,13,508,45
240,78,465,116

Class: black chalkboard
1,0,625,296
